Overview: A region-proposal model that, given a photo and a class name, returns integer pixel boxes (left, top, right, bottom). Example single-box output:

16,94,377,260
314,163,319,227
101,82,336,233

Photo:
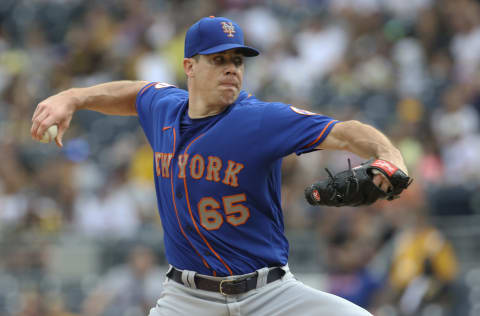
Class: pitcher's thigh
148,281,228,316
241,279,372,316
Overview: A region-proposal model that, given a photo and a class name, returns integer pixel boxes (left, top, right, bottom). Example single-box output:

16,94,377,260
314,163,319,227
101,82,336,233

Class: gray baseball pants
148,265,372,316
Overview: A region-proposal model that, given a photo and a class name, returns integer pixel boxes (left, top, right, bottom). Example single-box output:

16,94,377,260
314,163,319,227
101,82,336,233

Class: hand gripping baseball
31,90,77,147
305,158,412,207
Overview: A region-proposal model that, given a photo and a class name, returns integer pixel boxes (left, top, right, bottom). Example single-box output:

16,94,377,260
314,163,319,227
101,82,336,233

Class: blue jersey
136,82,339,276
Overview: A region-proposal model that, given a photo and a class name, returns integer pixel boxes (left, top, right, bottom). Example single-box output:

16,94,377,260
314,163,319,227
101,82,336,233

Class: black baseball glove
305,158,412,207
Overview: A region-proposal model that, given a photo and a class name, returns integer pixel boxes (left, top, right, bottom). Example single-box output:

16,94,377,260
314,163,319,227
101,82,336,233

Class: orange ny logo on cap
221,22,235,37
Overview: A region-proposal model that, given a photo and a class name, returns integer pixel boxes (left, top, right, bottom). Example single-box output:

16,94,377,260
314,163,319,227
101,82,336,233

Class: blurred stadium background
1,0,480,315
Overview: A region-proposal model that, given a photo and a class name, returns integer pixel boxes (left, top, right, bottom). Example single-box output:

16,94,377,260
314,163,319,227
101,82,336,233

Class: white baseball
39,125,58,143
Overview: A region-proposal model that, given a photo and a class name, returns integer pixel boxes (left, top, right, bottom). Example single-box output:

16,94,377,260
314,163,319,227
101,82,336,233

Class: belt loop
255,267,269,288
187,270,197,289
166,265,173,277
281,264,290,279
181,270,197,289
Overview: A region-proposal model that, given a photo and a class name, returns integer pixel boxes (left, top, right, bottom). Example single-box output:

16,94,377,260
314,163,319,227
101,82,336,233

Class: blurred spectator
376,207,459,316
448,0,480,83
14,290,80,316
432,85,480,185
14,290,46,316
0,144,29,228
82,244,166,316
73,164,142,240
324,207,387,309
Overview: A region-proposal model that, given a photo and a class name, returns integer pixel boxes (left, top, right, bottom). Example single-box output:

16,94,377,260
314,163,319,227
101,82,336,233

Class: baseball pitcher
31,17,411,316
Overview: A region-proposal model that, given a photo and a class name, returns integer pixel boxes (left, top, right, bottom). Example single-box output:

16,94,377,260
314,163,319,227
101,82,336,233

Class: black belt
167,266,285,296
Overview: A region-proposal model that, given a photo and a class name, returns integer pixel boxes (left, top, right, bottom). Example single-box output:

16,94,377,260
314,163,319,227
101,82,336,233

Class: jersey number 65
197,193,250,230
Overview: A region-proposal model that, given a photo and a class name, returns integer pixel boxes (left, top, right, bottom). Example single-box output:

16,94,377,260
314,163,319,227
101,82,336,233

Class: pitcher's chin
219,89,239,105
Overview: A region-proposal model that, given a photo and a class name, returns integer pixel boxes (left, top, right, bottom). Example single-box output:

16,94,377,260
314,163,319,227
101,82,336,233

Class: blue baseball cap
184,16,260,58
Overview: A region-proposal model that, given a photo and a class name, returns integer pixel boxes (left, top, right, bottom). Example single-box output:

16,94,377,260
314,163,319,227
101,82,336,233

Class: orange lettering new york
154,152,243,188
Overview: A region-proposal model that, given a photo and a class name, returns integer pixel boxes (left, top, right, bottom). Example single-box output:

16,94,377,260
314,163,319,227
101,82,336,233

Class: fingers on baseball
31,101,55,137
54,136,62,147
31,115,40,138
33,117,54,141
55,120,70,147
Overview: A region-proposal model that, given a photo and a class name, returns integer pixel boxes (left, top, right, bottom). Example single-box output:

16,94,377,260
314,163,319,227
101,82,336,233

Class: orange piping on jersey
247,93,252,98
162,126,172,131
169,128,211,271
183,134,234,276
139,82,157,95
302,120,338,149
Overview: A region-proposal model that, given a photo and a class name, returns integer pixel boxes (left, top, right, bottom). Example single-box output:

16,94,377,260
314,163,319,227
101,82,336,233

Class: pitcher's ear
183,57,197,77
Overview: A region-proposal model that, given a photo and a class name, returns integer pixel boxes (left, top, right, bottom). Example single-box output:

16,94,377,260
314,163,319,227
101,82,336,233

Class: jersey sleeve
258,102,339,158
135,82,177,147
